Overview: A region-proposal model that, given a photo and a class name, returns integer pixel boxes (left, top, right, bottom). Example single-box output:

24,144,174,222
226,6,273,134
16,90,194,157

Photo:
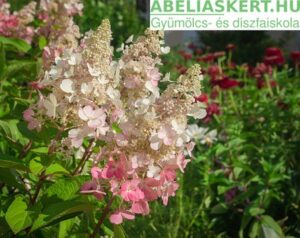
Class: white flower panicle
24,19,207,223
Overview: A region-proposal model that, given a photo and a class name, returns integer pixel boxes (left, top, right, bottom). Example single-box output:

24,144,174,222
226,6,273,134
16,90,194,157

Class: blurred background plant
200,31,276,64
75,0,146,47
7,0,146,48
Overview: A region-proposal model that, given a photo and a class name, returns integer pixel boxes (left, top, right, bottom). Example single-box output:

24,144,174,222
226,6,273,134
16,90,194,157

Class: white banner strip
150,0,300,30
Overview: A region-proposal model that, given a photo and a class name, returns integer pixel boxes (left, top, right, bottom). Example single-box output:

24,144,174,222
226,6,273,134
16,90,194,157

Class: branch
30,171,47,205
18,140,33,159
30,129,64,205
90,197,115,238
71,139,95,176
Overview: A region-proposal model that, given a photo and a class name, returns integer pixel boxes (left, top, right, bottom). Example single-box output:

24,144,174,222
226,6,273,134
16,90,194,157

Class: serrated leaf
0,36,31,53
31,147,48,154
30,200,94,232
5,196,32,234
114,225,126,238
0,156,29,172
45,163,69,175
45,178,83,200
58,218,75,238
0,120,27,145
29,157,44,175
0,168,25,190
6,60,37,79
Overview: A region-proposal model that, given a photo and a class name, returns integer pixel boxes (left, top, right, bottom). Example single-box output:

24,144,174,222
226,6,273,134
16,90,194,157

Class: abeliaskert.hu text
151,0,300,13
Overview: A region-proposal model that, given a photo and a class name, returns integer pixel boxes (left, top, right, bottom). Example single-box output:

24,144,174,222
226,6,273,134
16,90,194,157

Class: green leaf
5,196,32,234
31,147,48,154
0,120,27,145
101,224,114,236
210,203,228,214
261,224,280,238
228,138,245,148
112,122,122,134
0,42,6,80
0,36,31,53
0,168,25,190
249,207,265,217
45,163,69,175
260,215,284,238
215,144,228,156
0,156,29,172
0,218,12,237
38,36,47,50
114,225,126,238
17,122,58,144
239,216,252,238
45,178,83,200
6,60,37,79
249,221,260,238
29,157,44,175
30,200,94,232
58,218,75,238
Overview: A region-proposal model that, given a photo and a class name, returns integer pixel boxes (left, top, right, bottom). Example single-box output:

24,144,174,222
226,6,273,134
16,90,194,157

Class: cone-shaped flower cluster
38,0,83,69
0,0,36,43
0,0,82,68
24,19,206,223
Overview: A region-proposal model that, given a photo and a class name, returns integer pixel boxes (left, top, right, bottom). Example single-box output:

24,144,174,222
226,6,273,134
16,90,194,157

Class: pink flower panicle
24,20,206,224
0,0,36,43
0,0,82,70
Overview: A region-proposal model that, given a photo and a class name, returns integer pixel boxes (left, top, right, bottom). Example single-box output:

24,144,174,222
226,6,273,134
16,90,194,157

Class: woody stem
90,197,115,238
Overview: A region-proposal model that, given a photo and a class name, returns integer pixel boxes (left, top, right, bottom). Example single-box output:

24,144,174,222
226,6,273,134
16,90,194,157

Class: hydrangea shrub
24,19,206,225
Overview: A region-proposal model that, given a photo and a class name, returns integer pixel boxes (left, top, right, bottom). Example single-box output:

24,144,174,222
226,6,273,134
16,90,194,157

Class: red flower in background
228,62,237,69
256,78,277,89
195,93,208,104
207,103,220,115
207,65,222,79
277,100,289,110
263,47,285,66
188,42,196,50
214,51,226,59
291,51,300,63
194,92,221,123
226,43,236,51
251,63,273,80
250,63,275,89
197,53,215,63
211,76,241,90
176,65,187,74
195,49,202,55
179,50,192,61
210,89,219,99
203,102,221,123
